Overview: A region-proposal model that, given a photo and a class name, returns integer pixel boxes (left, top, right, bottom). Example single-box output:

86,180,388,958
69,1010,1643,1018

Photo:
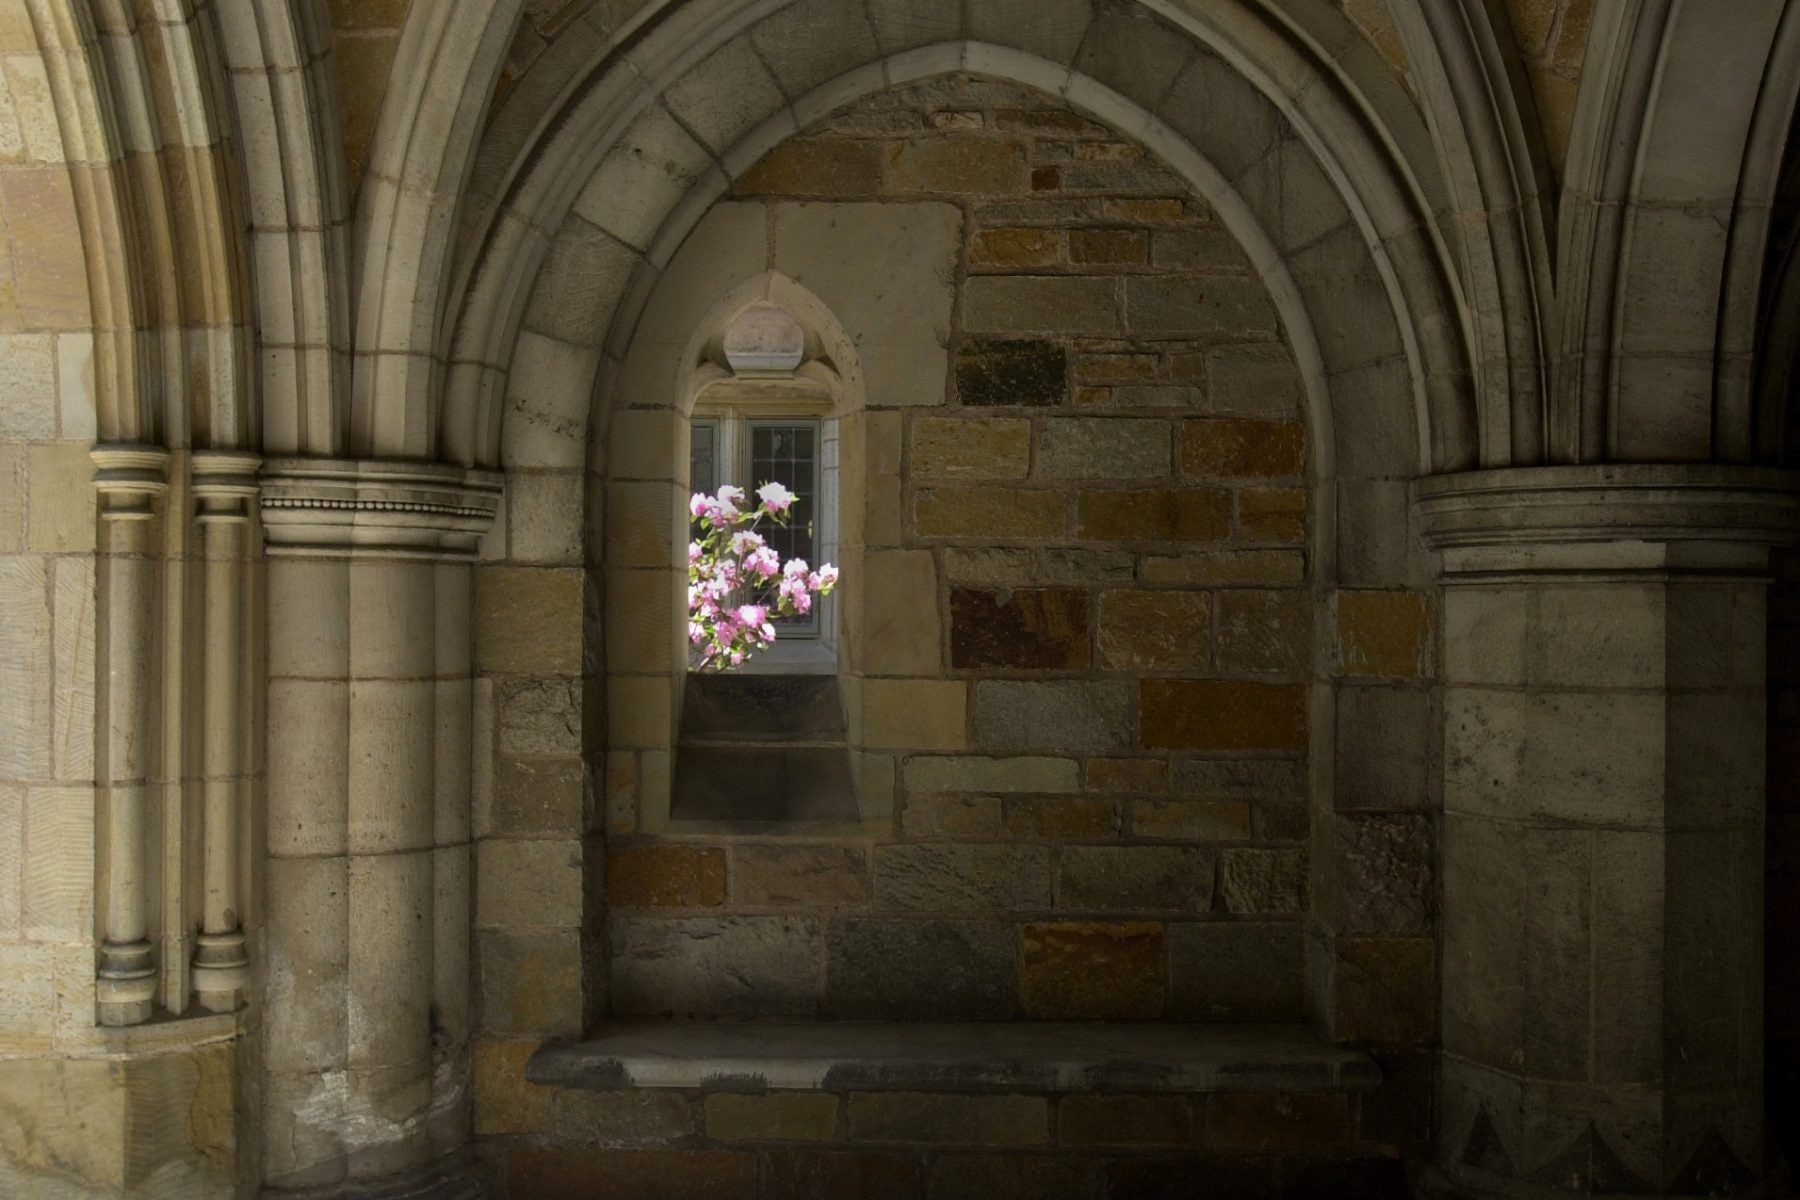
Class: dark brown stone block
1057,846,1215,913
1182,418,1305,477
604,845,726,908
1056,1094,1195,1145
846,1092,1048,1145
732,845,870,908
1334,936,1436,1047
929,1153,1100,1200
1078,488,1231,542
1020,921,1165,1018
1334,814,1434,935
956,338,1068,406
1106,1155,1275,1199
504,1148,756,1200
951,587,1090,670
1204,1093,1354,1151
762,1150,926,1200
1140,680,1307,751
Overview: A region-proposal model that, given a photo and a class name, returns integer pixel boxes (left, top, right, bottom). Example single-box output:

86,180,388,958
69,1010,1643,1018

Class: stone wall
1771,545,1800,1172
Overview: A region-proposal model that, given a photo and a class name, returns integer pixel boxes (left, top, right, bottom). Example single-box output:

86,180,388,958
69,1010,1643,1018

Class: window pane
750,421,819,632
689,420,719,497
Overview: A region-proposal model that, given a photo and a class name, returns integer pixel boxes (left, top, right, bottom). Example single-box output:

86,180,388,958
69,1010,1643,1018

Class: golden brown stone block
1083,757,1167,793
1097,589,1211,669
1216,589,1310,675
887,139,1030,193
475,566,583,674
951,587,1090,670
1020,922,1165,1018
706,1092,839,1142
1204,1093,1353,1150
1336,590,1428,678
1070,229,1149,265
971,228,1059,268
1006,798,1121,839
1131,799,1253,841
731,845,871,907
1182,419,1304,478
1139,680,1306,751
1236,487,1305,542
911,416,1032,480
1056,1094,1194,1146
740,139,883,195
605,845,727,908
1077,489,1229,542
1102,198,1187,224
473,1038,553,1136
915,487,1065,538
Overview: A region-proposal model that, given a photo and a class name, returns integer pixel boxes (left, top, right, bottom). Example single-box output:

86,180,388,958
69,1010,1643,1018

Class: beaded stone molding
260,456,503,557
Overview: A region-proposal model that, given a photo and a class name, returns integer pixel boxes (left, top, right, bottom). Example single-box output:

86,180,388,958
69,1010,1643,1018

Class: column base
97,938,156,1026
192,931,250,1011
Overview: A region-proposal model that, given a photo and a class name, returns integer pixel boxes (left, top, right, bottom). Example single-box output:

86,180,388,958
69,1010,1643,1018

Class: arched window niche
642,272,887,835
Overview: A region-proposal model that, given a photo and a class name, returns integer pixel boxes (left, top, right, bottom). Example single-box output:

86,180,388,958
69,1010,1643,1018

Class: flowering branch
688,482,839,671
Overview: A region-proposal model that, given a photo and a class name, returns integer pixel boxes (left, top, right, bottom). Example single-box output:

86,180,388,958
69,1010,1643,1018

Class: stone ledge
526,1021,1380,1094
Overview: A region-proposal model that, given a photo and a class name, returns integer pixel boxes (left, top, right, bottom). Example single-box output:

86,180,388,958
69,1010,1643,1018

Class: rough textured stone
887,139,1030,193
550,1089,698,1146
955,338,1069,405
1007,798,1122,839
1173,758,1305,803
862,678,968,750
1216,589,1311,675
1070,228,1150,265
847,1092,1048,1145
1078,488,1230,541
973,680,1133,754
1098,589,1211,669
1335,936,1436,1046
911,416,1031,479
1237,487,1306,542
903,755,1080,793
1205,1093,1354,1150
914,486,1065,537
732,845,871,907
1182,419,1305,477
964,276,1119,334
1020,922,1165,1018
946,546,1135,585
904,792,1004,836
1058,1094,1195,1145
873,844,1052,912
951,587,1091,669
478,927,584,1035
1336,814,1434,934
1337,590,1429,678
475,567,583,674
1132,799,1253,841
1168,921,1304,1020
824,918,1015,1018
1037,417,1172,479
972,227,1060,267
1126,275,1277,335
929,1154,1100,1200
1058,846,1215,912
506,1149,756,1200
1218,849,1307,915
1084,757,1167,794
605,845,726,908
705,1093,838,1142
1153,226,1251,272
740,139,883,195
609,917,821,1017
1140,549,1306,585
1140,681,1307,751
1207,343,1303,416
762,1150,927,1199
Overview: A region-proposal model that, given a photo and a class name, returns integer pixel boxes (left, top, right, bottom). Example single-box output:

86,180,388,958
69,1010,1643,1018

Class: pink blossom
757,481,795,513
745,546,781,579
730,530,764,556
689,541,703,564
782,557,810,580
689,493,709,519
736,604,767,629
815,563,839,589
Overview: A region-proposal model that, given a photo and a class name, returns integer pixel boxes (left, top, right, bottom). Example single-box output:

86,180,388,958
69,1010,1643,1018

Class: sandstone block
1037,417,1172,479
1182,418,1305,477
609,916,821,1017
1007,798,1121,839
740,139,883,196
1078,353,1158,383
1058,845,1214,912
25,443,95,553
862,678,968,750
1168,921,1304,1020
1238,487,1306,542
1336,814,1434,934
732,844,871,907
847,1092,1047,1145
1205,1093,1353,1150
887,139,1030,193
1140,549,1306,585
903,755,1079,793
1337,590,1428,678
914,486,1065,537
762,1149,926,1199
1206,343,1302,415
605,845,726,908
550,1088,697,1146
1103,198,1189,224
608,674,673,750
824,918,1015,1018
705,1092,838,1142
946,546,1135,585
955,338,1069,405
663,37,786,154
473,1039,552,1136
1140,680,1306,751
1020,922,1164,1018
910,416,1031,479
1216,589,1311,675
929,1154,1100,1200
860,550,941,674
477,928,583,1036
973,680,1133,754
477,838,583,929
1153,227,1252,272
1070,228,1149,265
490,756,584,836
1084,757,1167,793
1218,848,1307,915
1113,383,1204,408
1335,936,1436,1047
506,1149,756,1200
475,567,582,674
1127,275,1276,335
1098,589,1211,669
497,678,581,757
1057,1094,1194,1146
971,227,1060,267
904,792,1004,837
1131,799,1252,841
951,586,1091,670
1078,488,1230,541
872,844,1052,912
964,276,1119,334
1175,756,1305,804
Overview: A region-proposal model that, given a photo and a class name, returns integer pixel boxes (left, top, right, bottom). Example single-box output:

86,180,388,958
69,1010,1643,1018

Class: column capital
260,455,503,559
1412,463,1800,575
193,451,263,524
91,444,171,519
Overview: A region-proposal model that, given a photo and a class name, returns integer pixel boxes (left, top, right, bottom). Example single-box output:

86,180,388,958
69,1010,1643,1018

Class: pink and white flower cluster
688,482,839,670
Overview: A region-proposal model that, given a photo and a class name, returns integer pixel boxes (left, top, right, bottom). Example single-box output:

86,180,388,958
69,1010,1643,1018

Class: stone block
1216,589,1311,675
1078,488,1230,541
497,677,581,757
1020,922,1165,1018
930,1154,1099,1200
971,227,1060,268
505,1148,756,1200
490,756,584,836
1058,845,1214,912
662,37,784,155
824,918,1015,1018
1335,813,1433,935
847,1092,1048,1145
473,1038,551,1136
1237,487,1306,542
1334,936,1436,1047
963,276,1120,334
1103,198,1192,224
1336,590,1428,678
1182,418,1304,478
25,443,94,553
1007,797,1122,839
974,680,1133,754
887,138,1030,193
1140,549,1306,585
605,845,726,908
1084,757,1167,793
903,755,1079,793
951,586,1090,670
1173,758,1305,803
1152,226,1251,272
955,338,1069,405
476,838,583,929
1140,680,1306,751
859,549,941,674
967,0,1091,62
0,556,49,780
1058,1094,1195,1146
22,788,91,940
762,1150,926,1200
1078,353,1159,384
1095,589,1211,670
0,943,56,1043
1037,417,1172,479
1205,1093,1353,1150
914,486,1065,538
946,546,1135,585
1218,848,1307,915
911,415,1031,479
549,1088,696,1146
1132,799,1252,841
1107,1154,1276,1200
749,0,880,94
609,674,673,750
1074,3,1197,111
609,916,821,1017
732,844,871,907
903,792,1004,837
873,844,1051,912
1126,275,1277,336
475,567,583,674
1205,343,1302,416
477,928,584,1036
1168,921,1304,1020
862,678,967,750
0,788,17,939
705,1092,838,1142
1335,685,1429,809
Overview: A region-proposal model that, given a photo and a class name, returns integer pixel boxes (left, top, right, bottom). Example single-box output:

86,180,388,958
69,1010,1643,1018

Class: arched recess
1558,0,1799,463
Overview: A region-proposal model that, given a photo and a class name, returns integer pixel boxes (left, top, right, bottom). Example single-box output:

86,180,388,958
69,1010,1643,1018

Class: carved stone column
91,446,170,1027
1417,465,1800,1198
191,452,261,1012
258,457,499,1192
